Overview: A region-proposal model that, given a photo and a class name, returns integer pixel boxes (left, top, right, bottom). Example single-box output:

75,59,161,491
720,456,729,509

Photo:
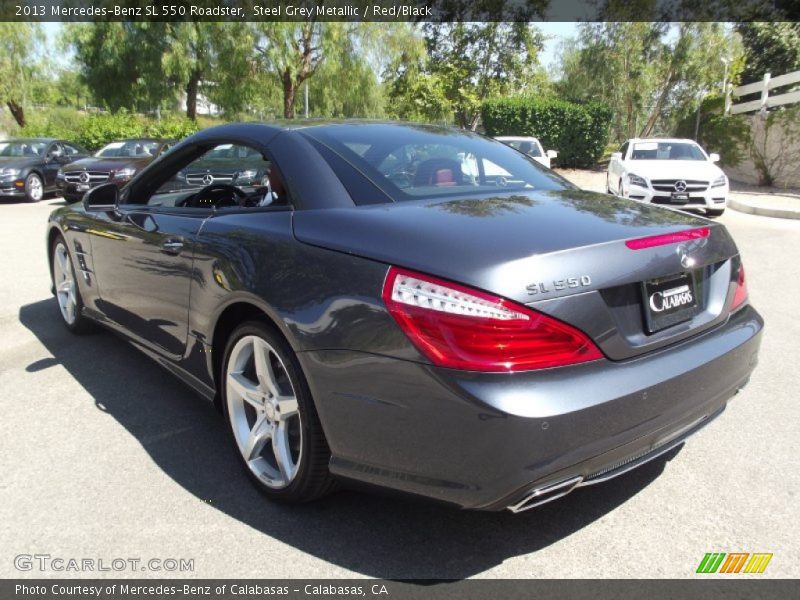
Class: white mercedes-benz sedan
494,136,558,169
607,138,729,217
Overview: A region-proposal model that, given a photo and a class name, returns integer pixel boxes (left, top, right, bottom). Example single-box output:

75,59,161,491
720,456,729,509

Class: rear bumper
299,304,763,510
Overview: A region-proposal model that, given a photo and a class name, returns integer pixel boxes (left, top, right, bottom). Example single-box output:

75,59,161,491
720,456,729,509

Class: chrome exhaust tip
507,475,584,513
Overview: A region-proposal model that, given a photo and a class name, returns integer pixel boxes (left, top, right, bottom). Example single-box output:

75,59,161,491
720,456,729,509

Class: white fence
726,69,800,115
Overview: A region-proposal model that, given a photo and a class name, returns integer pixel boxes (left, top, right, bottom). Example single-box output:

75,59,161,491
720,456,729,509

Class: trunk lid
293,190,741,360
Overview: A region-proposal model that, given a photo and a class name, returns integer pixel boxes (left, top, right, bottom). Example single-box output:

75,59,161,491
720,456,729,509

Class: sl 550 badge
527,275,592,296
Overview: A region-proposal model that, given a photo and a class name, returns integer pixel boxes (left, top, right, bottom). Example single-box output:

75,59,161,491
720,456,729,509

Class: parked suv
57,138,174,203
607,138,728,217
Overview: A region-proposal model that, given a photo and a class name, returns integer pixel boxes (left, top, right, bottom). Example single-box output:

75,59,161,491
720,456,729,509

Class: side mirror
709,153,720,163
611,152,623,160
546,150,558,159
83,183,119,211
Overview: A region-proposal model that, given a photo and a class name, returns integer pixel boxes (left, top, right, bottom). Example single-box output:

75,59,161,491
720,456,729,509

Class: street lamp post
721,57,731,95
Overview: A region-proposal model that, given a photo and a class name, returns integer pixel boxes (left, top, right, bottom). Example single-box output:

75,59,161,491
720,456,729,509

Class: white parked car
607,138,728,217
494,136,558,168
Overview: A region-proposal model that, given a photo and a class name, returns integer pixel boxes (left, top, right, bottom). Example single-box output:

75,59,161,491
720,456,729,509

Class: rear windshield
630,142,707,161
503,139,542,157
301,124,571,202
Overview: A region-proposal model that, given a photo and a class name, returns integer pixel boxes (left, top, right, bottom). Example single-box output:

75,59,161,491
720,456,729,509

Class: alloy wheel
225,335,303,489
53,242,77,325
26,174,43,202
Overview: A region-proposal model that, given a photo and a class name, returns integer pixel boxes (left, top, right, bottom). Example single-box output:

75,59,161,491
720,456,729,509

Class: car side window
147,143,289,210
62,143,82,156
46,143,62,159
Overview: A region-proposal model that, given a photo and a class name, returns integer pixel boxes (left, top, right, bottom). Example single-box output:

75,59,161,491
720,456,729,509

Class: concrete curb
729,197,800,220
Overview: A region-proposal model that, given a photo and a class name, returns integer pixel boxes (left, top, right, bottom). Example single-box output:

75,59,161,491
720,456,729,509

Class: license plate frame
641,271,699,333
670,192,690,204
76,184,90,192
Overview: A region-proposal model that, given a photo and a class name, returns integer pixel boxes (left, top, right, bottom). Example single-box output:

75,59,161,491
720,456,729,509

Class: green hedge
481,97,612,168
22,110,199,151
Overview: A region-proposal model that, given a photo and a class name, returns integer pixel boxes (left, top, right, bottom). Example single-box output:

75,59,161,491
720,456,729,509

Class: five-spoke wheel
222,321,334,502
51,236,90,333
25,173,44,202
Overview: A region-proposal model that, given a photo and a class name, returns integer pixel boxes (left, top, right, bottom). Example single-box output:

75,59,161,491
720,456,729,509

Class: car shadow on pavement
20,298,680,580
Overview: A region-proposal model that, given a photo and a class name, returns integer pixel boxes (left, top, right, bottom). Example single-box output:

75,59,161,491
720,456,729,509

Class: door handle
161,238,184,255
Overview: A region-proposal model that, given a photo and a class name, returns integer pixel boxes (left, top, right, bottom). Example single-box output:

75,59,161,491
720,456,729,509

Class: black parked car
0,138,89,202
46,122,762,511
57,138,175,204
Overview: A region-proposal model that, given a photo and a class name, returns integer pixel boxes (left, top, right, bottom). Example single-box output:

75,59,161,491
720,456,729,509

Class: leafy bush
19,107,86,140
674,95,749,168
75,111,143,150
19,109,200,150
481,97,612,168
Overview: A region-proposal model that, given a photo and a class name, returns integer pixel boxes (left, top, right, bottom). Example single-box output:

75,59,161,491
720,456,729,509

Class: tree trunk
186,71,201,121
283,70,296,119
6,100,25,128
639,69,674,138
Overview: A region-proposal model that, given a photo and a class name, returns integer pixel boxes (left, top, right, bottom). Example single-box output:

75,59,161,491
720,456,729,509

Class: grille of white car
650,179,709,192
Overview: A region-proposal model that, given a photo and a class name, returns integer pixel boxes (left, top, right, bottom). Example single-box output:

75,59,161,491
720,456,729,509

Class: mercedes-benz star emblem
677,244,697,269
202,174,214,185
674,180,687,192
79,172,90,183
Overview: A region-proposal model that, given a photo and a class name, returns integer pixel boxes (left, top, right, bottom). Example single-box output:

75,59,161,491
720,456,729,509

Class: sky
42,21,579,71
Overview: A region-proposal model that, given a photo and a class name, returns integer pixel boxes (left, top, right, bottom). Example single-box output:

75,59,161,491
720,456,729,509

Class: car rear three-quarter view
46,122,763,512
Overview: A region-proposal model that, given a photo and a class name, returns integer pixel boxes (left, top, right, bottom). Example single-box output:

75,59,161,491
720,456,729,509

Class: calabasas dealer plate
642,272,699,333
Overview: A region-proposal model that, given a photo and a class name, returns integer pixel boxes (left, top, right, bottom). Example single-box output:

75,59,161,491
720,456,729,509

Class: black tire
24,172,44,203
221,320,335,503
706,208,725,218
50,234,92,334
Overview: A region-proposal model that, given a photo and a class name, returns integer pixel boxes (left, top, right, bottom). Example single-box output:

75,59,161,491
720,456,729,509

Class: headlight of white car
628,173,648,188
113,168,137,181
711,175,727,188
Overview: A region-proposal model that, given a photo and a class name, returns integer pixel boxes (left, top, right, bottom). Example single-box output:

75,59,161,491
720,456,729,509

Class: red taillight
382,266,604,372
625,227,710,250
731,262,748,312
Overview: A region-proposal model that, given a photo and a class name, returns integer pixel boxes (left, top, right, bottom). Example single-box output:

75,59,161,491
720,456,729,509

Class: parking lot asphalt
0,194,798,579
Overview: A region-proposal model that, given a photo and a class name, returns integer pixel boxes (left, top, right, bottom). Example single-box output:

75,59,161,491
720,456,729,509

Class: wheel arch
209,299,293,410
46,225,65,292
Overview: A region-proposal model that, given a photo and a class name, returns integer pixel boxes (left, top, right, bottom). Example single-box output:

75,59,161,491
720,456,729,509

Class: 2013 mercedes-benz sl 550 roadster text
46,122,762,512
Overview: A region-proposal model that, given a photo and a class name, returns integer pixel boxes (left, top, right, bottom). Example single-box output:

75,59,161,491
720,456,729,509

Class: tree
557,23,743,141
251,21,353,119
162,23,256,120
67,22,254,119
0,23,43,127
66,23,172,113
382,25,452,123
422,23,545,130
737,22,800,83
